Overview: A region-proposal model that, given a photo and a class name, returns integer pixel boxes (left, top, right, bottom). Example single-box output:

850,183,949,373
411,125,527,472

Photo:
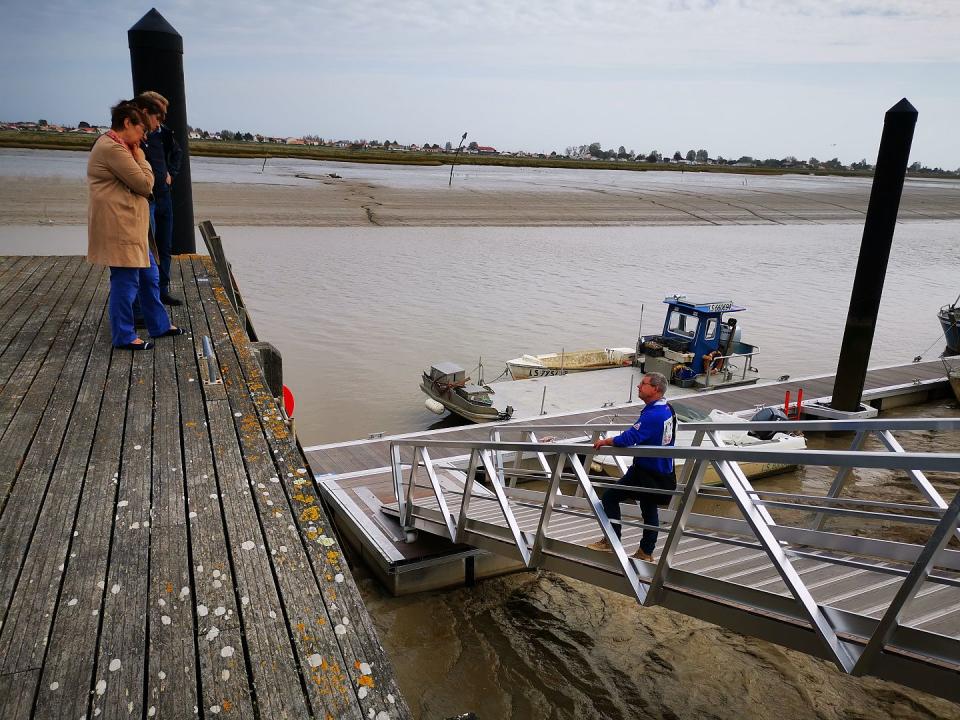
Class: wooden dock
308,359,951,593
0,255,409,720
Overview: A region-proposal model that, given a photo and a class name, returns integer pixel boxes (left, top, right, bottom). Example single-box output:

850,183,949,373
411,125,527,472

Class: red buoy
282,385,295,417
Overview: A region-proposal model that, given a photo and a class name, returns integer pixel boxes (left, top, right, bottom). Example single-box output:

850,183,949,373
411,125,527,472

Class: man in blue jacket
587,372,676,561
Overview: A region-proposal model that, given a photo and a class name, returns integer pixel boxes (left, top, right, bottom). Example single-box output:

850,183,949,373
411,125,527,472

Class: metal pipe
202,335,217,382
831,99,918,411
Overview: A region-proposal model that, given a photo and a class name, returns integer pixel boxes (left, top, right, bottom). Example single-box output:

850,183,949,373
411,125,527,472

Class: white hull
507,347,635,380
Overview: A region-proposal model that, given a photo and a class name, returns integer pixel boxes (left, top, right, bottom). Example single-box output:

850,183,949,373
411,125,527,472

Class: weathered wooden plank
172,257,256,718
32,348,133,720
200,256,409,719
0,268,109,670
0,668,39,720
144,259,201,718
0,266,105,608
89,342,154,720
0,257,47,335
0,255,83,390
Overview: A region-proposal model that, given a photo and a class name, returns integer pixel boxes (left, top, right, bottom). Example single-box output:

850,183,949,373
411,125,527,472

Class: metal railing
702,349,758,387
389,417,960,699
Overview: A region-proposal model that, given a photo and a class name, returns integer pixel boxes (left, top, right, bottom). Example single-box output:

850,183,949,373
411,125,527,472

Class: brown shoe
633,548,654,562
586,538,614,552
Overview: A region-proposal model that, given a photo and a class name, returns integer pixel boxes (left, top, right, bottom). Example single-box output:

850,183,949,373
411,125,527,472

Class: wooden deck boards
0,255,409,720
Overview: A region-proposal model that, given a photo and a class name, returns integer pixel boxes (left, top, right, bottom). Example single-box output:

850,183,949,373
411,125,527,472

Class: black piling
128,8,196,254
830,99,917,412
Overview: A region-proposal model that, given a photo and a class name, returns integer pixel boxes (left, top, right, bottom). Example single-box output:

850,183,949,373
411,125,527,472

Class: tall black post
129,8,195,254
831,99,917,411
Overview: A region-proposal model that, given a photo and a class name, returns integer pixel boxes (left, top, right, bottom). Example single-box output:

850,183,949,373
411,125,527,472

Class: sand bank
3,175,959,227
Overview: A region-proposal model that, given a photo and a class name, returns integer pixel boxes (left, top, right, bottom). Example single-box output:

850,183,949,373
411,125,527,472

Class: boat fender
702,350,724,374
424,398,446,415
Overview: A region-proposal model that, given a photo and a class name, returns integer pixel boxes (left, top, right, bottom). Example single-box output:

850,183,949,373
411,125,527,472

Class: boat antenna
478,356,483,385
560,347,565,375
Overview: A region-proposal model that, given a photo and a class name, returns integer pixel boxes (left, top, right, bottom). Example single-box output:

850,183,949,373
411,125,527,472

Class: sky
2,1,959,168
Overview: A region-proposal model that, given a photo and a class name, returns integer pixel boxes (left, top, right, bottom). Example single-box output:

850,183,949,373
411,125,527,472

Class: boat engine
424,398,446,415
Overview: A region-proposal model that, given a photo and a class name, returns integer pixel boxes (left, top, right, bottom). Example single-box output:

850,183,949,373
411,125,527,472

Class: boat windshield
667,310,699,339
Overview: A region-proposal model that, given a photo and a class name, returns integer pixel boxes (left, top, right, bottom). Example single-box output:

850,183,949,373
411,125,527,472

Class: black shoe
152,326,186,338
116,340,154,351
161,293,183,306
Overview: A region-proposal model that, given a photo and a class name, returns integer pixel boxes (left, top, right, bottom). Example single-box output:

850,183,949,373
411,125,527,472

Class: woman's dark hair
110,100,145,131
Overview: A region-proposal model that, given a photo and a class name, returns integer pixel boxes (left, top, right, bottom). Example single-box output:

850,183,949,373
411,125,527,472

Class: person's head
638,372,667,403
133,95,163,132
110,100,146,145
138,91,169,120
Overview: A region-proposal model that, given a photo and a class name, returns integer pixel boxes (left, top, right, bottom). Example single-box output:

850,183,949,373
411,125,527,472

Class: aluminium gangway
385,417,960,702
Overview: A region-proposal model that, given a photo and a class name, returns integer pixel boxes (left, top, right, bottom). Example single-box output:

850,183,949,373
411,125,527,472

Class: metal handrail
389,416,960,689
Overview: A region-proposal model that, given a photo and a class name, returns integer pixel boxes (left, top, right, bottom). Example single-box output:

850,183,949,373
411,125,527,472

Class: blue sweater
611,400,675,474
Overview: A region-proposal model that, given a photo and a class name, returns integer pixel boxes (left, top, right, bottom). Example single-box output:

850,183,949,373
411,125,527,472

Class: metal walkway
385,417,960,701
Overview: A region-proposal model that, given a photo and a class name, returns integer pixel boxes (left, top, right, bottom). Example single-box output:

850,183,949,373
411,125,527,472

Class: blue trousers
109,253,171,346
153,191,174,294
601,464,676,554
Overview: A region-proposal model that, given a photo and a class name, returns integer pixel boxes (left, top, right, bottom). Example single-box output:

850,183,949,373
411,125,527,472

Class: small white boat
420,362,513,423
591,407,807,485
506,347,636,380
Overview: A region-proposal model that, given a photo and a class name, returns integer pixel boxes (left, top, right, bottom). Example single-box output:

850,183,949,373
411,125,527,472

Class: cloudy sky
2,1,959,167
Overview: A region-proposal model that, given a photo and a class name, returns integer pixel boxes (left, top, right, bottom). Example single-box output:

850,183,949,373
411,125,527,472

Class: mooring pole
129,8,196,254
830,99,917,412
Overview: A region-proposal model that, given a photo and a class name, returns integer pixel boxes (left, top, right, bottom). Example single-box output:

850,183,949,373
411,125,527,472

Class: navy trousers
601,464,676,554
109,253,171,346
153,191,174,294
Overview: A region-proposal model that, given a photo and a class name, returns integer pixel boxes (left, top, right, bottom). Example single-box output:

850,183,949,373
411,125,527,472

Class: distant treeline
1,130,957,179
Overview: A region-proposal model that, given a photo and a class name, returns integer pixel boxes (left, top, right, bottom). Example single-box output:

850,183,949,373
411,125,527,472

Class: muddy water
358,398,960,719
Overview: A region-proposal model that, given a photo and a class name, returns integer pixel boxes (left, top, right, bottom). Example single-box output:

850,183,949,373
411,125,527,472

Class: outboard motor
748,406,789,440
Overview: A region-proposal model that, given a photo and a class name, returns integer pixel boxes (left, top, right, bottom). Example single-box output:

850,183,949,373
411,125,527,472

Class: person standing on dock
87,100,183,350
587,372,677,561
134,92,182,306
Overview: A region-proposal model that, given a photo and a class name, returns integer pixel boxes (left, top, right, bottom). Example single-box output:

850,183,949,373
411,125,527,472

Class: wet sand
3,174,960,227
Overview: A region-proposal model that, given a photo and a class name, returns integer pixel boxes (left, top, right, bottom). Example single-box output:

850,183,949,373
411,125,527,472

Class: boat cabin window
667,310,699,338
704,318,718,340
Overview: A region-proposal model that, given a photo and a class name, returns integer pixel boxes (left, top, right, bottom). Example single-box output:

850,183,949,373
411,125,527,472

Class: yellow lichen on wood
300,506,320,522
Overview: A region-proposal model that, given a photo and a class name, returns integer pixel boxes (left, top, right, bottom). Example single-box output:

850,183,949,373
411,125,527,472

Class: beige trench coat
87,135,154,268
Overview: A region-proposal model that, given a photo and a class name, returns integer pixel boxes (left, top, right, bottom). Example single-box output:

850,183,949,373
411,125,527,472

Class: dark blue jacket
142,129,169,196
611,400,676,474
141,126,182,196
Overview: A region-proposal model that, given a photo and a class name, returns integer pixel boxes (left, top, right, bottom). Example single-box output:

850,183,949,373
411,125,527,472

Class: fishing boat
421,362,513,423
638,295,760,391
938,294,960,355
506,347,636,380
591,405,807,485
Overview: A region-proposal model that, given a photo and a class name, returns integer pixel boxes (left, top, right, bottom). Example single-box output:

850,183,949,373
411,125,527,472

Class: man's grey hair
644,371,668,395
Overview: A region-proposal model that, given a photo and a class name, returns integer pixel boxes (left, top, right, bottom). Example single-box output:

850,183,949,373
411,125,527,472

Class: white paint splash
241,541,255,551
220,646,234,658
111,584,120,594
359,662,372,675
206,627,220,642
109,659,121,672
197,604,208,617
161,615,171,625
96,679,107,695
49,681,59,691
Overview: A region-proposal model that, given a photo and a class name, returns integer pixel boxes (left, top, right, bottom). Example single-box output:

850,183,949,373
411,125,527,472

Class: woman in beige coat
87,100,183,349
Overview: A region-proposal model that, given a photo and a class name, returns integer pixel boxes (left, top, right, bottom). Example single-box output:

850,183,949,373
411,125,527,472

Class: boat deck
0,255,407,720
309,359,949,593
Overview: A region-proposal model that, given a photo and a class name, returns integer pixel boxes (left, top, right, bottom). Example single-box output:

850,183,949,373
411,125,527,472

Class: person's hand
132,144,145,162
593,437,612,450
165,172,172,185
